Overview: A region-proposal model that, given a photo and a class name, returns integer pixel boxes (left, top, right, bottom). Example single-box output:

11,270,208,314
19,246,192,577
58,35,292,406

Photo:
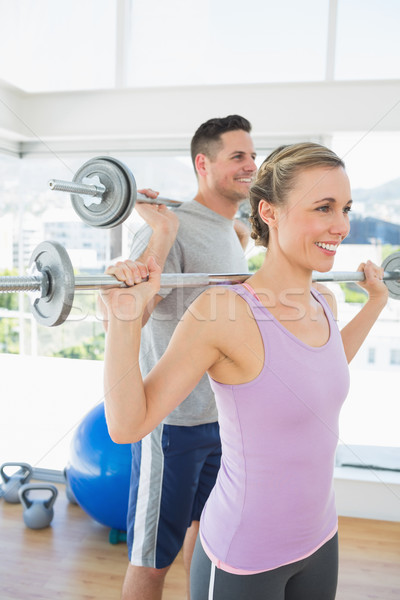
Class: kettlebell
0,462,33,503
18,483,58,530
63,467,77,505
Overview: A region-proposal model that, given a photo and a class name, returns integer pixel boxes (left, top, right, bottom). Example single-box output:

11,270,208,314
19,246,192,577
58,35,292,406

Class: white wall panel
0,80,400,156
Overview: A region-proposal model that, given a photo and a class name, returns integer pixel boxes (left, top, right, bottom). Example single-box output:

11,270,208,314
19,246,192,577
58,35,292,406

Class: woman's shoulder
198,284,248,301
189,285,250,321
312,282,338,319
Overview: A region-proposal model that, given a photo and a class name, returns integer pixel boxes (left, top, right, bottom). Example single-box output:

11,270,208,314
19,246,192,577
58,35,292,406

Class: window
127,0,329,86
330,131,400,455
390,349,400,365
2,0,400,93
0,153,201,470
331,132,400,198
1,139,399,472
0,0,116,92
335,0,400,80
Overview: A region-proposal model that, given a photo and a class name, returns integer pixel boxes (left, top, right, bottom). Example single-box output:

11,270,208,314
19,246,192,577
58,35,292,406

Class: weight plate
71,157,136,228
100,156,137,228
28,241,75,327
381,251,400,300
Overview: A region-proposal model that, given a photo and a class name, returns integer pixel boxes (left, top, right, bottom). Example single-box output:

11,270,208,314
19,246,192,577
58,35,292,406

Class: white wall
1,353,399,521
1,80,400,157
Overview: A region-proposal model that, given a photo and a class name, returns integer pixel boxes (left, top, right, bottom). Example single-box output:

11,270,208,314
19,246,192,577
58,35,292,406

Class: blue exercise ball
66,402,132,531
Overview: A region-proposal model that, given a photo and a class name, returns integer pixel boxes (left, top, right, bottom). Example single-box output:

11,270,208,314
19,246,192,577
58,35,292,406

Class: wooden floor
0,482,399,599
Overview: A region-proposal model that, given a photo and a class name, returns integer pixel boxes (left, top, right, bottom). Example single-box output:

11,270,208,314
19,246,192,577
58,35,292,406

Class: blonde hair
249,143,345,247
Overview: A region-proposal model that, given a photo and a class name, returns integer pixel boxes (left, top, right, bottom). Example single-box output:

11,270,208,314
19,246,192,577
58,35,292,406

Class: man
119,115,256,600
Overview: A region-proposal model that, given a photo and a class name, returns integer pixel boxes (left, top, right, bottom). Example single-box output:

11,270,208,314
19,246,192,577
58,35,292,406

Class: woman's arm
101,258,222,444
340,260,389,363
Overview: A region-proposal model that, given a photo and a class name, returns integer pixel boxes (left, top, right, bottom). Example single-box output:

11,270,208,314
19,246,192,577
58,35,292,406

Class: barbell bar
0,241,399,327
48,156,182,229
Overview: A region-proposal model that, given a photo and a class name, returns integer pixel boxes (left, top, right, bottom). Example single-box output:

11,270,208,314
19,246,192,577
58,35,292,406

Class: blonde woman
101,143,388,600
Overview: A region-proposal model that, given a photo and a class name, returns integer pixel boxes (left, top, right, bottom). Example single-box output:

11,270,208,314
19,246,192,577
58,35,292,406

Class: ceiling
0,0,399,157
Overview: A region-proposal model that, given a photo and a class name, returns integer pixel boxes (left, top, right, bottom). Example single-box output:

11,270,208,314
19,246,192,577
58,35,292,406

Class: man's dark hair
190,115,252,171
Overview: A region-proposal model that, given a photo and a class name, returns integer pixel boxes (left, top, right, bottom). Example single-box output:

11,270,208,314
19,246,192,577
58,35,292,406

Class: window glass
127,0,329,86
0,155,111,469
0,153,199,470
0,0,116,91
331,132,400,193
335,0,400,80
2,0,400,91
330,132,400,451
250,132,400,457
1,145,399,472
390,349,400,365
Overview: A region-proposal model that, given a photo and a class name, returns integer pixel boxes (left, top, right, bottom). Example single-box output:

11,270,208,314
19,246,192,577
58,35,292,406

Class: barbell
0,240,399,327
48,156,182,229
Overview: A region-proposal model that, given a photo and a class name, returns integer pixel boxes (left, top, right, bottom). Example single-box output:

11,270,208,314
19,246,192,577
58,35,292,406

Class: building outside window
367,347,376,364
390,349,400,365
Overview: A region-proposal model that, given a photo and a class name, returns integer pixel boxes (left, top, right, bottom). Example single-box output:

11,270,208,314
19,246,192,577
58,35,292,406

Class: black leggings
190,533,338,600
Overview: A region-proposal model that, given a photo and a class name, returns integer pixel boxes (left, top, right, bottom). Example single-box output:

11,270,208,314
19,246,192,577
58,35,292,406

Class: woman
101,143,388,600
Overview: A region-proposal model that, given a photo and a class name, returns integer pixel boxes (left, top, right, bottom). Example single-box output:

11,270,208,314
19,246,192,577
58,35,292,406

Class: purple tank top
200,284,350,572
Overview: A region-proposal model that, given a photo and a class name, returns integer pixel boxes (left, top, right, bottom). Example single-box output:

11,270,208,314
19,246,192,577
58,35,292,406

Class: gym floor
0,482,399,600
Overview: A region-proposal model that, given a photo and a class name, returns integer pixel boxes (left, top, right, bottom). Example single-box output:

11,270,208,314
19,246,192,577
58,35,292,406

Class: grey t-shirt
130,200,248,426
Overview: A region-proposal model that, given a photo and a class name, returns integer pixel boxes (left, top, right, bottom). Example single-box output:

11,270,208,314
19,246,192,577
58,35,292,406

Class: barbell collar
0,275,43,293
49,178,182,209
48,179,106,198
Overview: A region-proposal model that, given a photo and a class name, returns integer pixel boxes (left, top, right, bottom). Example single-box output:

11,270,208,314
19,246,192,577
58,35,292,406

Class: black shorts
190,532,338,600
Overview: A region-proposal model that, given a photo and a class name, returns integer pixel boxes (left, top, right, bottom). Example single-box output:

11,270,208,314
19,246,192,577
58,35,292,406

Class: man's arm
98,192,180,331
233,218,251,251
130,196,180,325
132,196,179,267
